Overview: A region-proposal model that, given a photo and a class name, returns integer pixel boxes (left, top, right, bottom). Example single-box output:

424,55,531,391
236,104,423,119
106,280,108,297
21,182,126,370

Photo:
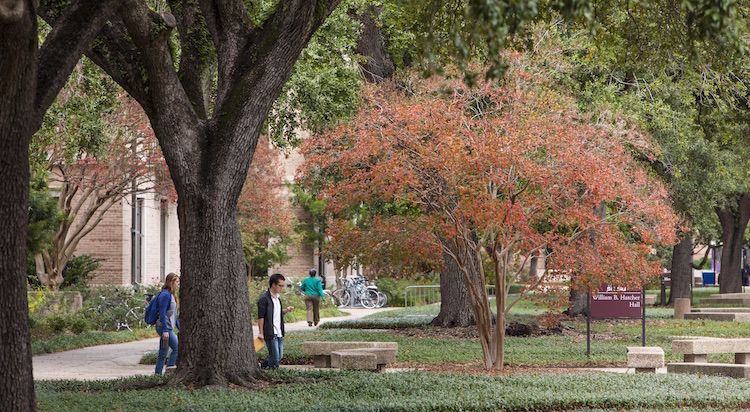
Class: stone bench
626,346,664,373
331,347,398,371
303,341,398,369
667,338,750,378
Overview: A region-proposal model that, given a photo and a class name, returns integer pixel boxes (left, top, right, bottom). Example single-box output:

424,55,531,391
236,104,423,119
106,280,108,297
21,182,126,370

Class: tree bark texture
47,0,343,387
716,193,750,294
430,241,475,327
0,2,139,409
0,3,37,409
352,5,395,83
174,187,259,386
668,229,693,305
566,283,589,316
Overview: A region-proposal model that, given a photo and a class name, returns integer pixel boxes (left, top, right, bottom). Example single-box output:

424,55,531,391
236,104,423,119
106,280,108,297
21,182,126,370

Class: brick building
268,136,336,285
74,191,180,286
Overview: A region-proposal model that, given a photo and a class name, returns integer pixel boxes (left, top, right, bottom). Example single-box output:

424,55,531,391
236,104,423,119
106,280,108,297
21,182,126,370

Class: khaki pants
304,295,320,325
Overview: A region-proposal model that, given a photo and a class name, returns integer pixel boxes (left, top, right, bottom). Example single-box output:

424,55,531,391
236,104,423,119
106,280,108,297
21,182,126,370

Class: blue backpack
144,291,162,325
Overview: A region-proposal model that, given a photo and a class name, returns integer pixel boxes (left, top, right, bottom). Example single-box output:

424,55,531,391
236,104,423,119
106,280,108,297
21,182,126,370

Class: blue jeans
261,335,283,369
155,327,178,375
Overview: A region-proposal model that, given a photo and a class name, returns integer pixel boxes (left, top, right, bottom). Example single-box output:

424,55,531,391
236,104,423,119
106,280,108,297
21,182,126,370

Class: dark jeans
261,335,283,369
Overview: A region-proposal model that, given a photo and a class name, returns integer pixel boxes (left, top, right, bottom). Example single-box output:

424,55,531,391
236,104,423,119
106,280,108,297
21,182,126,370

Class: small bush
70,317,94,334
140,351,158,365
62,254,104,289
45,313,71,333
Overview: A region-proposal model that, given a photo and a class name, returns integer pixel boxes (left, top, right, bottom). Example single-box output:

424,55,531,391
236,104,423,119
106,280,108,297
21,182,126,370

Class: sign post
587,284,645,357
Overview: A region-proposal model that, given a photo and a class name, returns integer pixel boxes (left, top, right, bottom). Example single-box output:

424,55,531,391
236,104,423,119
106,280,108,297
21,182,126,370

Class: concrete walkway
32,307,385,380
32,307,647,380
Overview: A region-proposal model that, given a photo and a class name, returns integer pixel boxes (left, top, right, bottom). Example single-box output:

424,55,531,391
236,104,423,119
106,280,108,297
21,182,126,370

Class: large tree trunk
352,5,395,83
0,4,36,409
716,193,750,294
668,228,693,304
1,2,119,409
172,183,260,386
73,0,343,388
430,243,475,327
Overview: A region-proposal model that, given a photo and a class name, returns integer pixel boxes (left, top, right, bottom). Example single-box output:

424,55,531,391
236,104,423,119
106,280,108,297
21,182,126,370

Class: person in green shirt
300,268,325,326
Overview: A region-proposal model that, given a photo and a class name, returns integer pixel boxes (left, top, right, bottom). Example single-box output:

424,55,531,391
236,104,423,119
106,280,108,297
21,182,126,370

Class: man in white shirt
257,273,293,369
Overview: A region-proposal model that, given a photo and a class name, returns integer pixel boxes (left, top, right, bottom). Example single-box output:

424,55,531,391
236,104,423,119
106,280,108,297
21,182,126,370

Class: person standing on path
257,273,293,369
300,268,325,327
155,272,180,375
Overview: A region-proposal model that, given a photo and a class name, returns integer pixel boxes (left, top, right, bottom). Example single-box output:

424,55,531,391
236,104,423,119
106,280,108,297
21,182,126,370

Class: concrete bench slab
331,351,378,370
329,347,398,370
672,338,750,364
673,338,750,355
691,308,750,313
683,312,750,322
626,347,664,373
699,294,750,305
667,362,750,379
303,341,398,368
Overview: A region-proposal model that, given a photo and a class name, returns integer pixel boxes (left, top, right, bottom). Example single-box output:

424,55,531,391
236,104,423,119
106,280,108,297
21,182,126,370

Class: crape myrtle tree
31,60,170,290
0,0,736,408
238,135,295,279
299,32,679,369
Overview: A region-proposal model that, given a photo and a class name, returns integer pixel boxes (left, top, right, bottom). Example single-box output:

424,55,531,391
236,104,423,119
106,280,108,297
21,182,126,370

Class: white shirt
271,292,282,337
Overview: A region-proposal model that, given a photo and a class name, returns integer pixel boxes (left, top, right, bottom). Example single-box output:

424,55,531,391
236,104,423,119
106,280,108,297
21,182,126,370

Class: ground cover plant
311,298,750,367
35,370,750,411
32,329,153,356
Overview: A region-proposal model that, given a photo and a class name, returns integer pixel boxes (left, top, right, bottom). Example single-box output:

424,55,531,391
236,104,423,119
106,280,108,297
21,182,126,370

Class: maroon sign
590,284,642,319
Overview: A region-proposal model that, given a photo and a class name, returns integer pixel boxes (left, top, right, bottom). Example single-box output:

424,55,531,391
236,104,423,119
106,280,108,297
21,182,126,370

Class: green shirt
300,276,324,297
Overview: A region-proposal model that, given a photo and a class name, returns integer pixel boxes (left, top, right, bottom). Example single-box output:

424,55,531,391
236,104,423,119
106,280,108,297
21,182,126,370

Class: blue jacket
156,290,180,332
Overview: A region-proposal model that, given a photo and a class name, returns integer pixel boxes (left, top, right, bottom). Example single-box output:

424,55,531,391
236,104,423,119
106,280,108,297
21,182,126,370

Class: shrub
695,258,712,270
70,317,94,334
62,254,104,289
45,313,71,333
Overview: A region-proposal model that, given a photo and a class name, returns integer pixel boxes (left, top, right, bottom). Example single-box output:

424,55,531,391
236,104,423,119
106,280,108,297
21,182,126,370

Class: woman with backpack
155,272,180,375
300,268,325,327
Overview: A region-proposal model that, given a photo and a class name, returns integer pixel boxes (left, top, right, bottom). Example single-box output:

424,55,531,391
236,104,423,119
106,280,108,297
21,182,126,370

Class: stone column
674,297,691,319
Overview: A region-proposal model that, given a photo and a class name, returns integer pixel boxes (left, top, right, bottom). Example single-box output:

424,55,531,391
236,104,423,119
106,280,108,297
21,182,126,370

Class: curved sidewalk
32,307,385,381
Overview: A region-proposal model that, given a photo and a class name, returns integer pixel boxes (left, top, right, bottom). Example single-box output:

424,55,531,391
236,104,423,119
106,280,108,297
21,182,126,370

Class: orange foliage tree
299,49,678,369
237,137,295,278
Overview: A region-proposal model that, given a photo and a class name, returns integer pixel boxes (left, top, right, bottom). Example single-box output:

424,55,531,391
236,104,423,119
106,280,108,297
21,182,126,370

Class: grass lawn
32,328,154,355
38,286,750,410
36,370,750,411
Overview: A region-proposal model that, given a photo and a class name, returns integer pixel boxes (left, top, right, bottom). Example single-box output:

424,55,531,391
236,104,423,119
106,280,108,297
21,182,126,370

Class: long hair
162,272,179,307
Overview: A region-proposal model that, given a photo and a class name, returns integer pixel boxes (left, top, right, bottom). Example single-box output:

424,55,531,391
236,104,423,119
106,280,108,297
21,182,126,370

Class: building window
131,198,144,284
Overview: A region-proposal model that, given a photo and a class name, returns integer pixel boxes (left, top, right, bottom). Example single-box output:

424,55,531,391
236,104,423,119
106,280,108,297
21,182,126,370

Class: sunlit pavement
32,307,388,380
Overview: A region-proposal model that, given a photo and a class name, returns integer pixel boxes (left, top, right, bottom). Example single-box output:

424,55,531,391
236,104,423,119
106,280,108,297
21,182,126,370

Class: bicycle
87,287,146,331
332,276,379,308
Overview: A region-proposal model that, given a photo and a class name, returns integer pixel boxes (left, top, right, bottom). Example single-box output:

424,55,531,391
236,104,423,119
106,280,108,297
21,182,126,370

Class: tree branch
35,0,121,126
212,0,342,145
167,0,217,119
